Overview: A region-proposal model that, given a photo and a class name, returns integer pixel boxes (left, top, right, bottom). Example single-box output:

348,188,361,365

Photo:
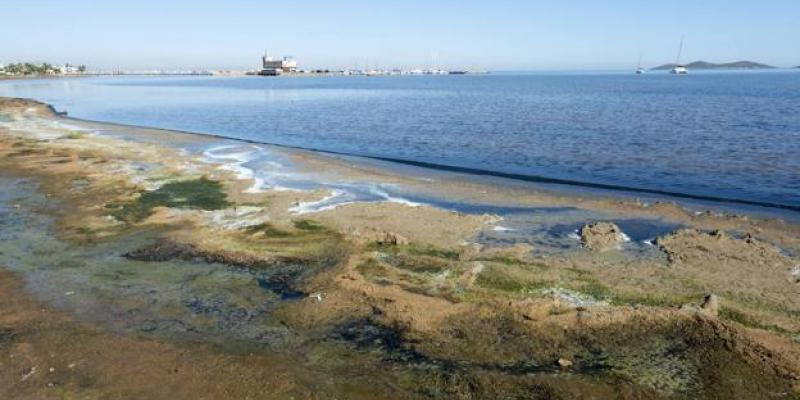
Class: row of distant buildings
1,56,484,78
256,54,483,76
0,62,87,77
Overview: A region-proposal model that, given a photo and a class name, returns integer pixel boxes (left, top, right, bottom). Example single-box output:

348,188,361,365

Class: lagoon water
1,71,799,210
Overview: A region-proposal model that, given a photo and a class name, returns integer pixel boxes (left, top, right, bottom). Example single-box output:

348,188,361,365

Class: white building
260,54,297,76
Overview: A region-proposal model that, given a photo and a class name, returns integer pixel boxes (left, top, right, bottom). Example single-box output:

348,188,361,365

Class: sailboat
670,37,688,75
635,54,645,74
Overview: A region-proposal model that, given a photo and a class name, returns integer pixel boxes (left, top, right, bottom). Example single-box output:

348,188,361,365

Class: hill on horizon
651,60,776,70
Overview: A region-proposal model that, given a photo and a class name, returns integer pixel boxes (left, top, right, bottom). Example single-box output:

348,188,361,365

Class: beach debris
557,358,573,368
65,291,75,296
700,294,719,316
580,222,626,251
567,230,582,241
791,266,800,283
309,292,324,302
21,366,37,381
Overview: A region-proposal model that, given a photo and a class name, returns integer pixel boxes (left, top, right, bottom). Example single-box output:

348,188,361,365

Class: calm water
2,72,799,210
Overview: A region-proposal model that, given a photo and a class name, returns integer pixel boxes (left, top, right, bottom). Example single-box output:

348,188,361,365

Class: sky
2,0,799,71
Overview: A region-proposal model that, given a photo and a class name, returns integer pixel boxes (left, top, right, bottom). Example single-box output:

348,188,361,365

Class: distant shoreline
4,69,798,82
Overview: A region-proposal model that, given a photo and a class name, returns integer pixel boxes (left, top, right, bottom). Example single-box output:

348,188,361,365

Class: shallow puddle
473,204,683,255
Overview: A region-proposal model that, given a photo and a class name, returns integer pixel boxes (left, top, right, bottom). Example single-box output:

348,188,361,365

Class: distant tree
1,61,86,76
5,63,20,74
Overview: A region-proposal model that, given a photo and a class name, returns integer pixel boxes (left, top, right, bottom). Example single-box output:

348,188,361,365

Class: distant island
651,60,775,71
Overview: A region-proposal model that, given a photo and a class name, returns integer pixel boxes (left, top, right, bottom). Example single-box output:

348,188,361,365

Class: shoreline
1,96,799,398
59,113,800,218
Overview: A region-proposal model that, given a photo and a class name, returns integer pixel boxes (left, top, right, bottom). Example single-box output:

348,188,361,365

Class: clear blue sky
3,0,799,70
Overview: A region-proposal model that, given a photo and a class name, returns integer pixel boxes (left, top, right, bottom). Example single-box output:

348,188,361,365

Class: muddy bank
0,268,355,399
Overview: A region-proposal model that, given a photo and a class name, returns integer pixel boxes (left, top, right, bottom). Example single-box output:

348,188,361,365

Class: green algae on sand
107,177,230,223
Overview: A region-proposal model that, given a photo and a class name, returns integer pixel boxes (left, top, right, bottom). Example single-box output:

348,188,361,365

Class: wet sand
1,97,799,399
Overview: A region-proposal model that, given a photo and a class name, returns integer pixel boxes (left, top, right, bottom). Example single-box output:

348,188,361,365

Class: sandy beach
1,96,799,399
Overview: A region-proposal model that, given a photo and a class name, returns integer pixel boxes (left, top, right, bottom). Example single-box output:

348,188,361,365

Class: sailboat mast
676,36,684,65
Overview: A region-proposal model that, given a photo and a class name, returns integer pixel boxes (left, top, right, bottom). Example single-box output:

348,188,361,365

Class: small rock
350,227,409,246
557,358,573,368
378,231,409,246
700,294,719,316
580,222,625,251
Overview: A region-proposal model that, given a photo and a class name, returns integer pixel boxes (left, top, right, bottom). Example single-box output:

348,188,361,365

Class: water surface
2,71,798,211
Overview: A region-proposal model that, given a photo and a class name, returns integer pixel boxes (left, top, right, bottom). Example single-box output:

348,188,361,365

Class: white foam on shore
202,144,313,194
201,145,430,212
368,186,422,207
203,145,270,192
52,121,88,132
299,201,356,214
289,190,348,214
220,163,255,180
243,176,267,194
